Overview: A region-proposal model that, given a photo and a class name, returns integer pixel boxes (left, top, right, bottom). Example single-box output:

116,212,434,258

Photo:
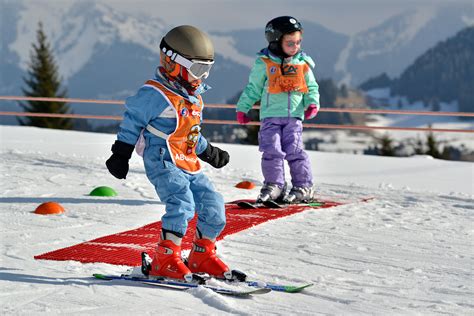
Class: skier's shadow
0,270,103,286
0,270,152,290
0,197,164,206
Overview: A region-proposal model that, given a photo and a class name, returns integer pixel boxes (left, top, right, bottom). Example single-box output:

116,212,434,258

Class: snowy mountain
336,4,474,85
7,1,167,82
1,0,347,102
1,0,170,121
392,26,474,112
0,125,473,314
1,1,473,126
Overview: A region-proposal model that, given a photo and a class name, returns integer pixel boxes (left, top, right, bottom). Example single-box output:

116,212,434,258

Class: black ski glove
197,143,230,169
106,140,135,179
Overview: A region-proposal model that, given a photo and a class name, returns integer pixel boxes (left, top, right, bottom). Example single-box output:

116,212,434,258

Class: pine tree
19,22,72,129
426,129,441,158
378,133,395,156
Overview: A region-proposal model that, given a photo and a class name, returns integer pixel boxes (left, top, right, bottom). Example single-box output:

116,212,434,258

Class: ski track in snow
1,126,473,315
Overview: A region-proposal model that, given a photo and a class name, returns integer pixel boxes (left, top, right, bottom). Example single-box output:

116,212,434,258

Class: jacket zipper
288,92,291,118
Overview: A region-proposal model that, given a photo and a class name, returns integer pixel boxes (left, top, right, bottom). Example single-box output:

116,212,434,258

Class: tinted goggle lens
285,39,302,47
188,61,213,79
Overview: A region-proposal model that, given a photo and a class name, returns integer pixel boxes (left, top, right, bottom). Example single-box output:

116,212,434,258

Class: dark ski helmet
160,25,214,61
265,16,303,44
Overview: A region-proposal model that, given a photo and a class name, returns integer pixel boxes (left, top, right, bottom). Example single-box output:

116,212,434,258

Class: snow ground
0,126,473,315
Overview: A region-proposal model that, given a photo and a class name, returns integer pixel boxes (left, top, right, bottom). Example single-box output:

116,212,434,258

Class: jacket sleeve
195,134,209,155
117,87,163,145
236,58,267,114
303,60,320,111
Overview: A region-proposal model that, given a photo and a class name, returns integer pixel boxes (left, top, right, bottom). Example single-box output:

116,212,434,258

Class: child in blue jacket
236,16,320,203
106,26,233,282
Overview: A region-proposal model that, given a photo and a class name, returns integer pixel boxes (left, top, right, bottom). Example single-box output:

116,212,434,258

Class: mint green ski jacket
236,48,320,120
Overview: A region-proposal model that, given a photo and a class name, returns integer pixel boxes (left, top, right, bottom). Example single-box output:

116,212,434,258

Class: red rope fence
1,96,473,133
2,95,473,116
0,111,122,121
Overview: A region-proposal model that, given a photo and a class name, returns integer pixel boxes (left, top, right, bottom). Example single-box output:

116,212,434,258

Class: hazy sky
101,0,473,35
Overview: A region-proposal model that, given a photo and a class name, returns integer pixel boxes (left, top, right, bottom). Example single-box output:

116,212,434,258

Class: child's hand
106,140,135,179
304,104,319,120
197,143,230,168
236,111,251,124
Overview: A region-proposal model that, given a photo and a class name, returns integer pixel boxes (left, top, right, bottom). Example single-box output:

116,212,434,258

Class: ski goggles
160,44,214,79
283,39,302,48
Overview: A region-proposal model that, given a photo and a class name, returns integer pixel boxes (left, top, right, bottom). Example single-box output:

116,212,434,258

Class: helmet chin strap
268,41,292,74
180,67,202,92
268,41,290,59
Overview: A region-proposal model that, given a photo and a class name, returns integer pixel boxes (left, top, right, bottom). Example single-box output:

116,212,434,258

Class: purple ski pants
258,117,313,187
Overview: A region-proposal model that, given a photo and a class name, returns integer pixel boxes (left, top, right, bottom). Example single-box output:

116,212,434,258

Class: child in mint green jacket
236,16,320,203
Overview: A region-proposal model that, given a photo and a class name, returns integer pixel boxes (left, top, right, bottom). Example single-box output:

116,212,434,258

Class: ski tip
93,273,112,280
284,283,313,293
307,202,324,207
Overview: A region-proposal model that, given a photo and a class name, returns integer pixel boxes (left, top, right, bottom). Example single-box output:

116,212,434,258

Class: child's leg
188,173,230,278
190,172,226,239
143,148,195,236
259,118,286,186
281,118,313,187
143,148,196,279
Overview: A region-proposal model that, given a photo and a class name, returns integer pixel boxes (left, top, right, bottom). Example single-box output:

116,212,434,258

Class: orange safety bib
262,58,309,94
144,80,203,174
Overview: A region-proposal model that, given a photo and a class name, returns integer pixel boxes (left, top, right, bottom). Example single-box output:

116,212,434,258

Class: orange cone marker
34,202,65,215
235,181,255,190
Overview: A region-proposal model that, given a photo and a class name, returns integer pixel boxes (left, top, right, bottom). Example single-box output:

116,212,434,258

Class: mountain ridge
1,0,472,126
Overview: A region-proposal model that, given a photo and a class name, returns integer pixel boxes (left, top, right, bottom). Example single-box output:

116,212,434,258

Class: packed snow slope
0,126,473,315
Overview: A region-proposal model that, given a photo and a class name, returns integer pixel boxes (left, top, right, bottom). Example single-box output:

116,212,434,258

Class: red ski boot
149,239,193,282
187,238,231,279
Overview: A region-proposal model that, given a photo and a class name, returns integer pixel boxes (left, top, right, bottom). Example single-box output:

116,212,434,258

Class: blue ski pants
143,145,225,239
